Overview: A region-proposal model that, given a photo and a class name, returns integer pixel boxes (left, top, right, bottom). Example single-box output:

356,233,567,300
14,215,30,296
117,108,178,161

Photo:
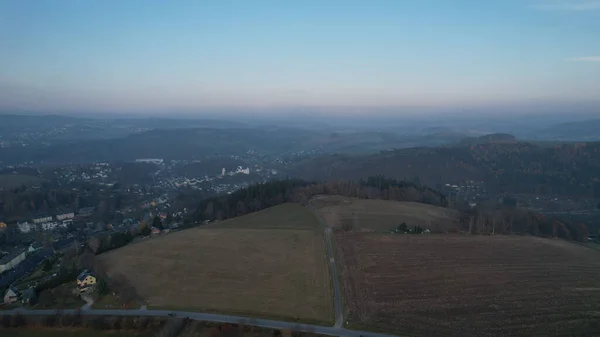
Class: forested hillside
291,141,600,197
192,176,447,222
192,178,593,243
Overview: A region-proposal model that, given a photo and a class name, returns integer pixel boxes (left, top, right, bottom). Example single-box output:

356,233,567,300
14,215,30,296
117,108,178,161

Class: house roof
6,286,18,296
78,207,95,213
22,288,36,299
77,270,94,282
0,248,26,265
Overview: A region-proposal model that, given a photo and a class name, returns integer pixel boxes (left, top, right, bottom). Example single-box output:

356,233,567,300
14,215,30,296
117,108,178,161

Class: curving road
2,307,398,337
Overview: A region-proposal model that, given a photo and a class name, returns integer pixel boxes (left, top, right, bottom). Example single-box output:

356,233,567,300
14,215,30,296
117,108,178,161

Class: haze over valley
1,1,600,336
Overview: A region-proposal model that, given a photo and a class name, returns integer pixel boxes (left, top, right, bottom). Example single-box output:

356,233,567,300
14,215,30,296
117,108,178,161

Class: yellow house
77,270,97,289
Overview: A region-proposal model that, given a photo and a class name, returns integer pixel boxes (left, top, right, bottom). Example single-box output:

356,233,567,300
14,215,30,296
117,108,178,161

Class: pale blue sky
0,0,599,114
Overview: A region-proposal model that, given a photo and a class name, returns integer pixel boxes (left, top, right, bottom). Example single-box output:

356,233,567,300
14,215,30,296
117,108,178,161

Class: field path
307,201,344,329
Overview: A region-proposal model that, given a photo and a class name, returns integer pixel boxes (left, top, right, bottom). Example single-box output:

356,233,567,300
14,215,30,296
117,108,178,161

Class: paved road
80,293,94,310
307,202,344,329
2,307,398,337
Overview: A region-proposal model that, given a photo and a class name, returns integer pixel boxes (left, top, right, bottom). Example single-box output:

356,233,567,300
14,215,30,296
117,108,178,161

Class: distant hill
537,119,600,141
290,141,600,197
0,127,323,164
0,124,483,165
459,133,517,145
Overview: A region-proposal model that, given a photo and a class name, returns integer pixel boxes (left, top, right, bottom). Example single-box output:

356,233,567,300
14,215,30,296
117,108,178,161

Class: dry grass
98,204,333,324
312,195,459,232
179,321,331,337
335,233,600,336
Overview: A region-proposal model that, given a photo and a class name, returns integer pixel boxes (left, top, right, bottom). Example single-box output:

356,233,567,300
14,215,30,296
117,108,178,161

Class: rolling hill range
536,119,600,141
0,125,481,165
291,140,600,197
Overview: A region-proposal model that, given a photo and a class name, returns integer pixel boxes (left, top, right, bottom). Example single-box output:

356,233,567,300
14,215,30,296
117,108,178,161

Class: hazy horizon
1,0,599,115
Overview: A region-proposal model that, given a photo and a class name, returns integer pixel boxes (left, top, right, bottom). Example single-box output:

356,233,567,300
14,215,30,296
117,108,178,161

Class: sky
0,0,599,115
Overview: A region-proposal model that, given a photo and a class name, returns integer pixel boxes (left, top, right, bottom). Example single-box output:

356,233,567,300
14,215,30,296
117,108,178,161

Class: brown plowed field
335,233,600,336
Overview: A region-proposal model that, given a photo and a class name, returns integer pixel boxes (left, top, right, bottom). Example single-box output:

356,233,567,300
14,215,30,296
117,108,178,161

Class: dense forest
291,141,600,198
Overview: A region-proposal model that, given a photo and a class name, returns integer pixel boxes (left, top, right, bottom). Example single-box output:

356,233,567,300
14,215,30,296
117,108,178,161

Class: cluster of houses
14,207,94,234
3,286,36,305
2,270,97,305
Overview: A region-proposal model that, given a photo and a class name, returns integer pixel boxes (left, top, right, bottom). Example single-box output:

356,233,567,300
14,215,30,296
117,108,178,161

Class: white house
41,222,59,231
4,287,19,304
17,222,33,233
56,212,75,221
33,216,52,224
0,249,26,273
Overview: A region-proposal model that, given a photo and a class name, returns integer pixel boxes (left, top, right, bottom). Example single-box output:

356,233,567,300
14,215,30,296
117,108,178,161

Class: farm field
98,203,333,324
312,195,459,232
0,174,44,189
335,233,600,337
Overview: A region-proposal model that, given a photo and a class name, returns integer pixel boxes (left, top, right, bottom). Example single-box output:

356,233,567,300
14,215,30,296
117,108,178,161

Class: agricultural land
98,203,333,324
312,195,459,232
335,233,600,337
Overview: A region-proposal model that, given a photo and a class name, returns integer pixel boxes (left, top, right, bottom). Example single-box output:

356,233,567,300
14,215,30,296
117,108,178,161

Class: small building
17,222,33,233
0,249,27,273
151,227,161,235
21,288,36,305
41,222,59,231
78,207,95,217
4,287,19,304
32,215,53,224
28,243,42,253
0,222,7,230
56,212,75,221
76,270,97,289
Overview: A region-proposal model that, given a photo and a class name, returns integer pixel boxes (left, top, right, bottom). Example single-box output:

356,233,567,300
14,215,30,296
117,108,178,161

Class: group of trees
0,312,167,331
458,205,590,242
392,223,426,234
87,231,134,255
192,176,446,223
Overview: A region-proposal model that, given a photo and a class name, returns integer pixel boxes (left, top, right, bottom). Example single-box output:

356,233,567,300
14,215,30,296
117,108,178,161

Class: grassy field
335,233,600,336
98,203,333,324
312,195,459,232
203,203,321,231
179,320,331,337
0,174,44,189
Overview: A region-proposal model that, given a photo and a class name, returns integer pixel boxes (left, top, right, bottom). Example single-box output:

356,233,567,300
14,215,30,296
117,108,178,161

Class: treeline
0,312,166,332
193,176,447,222
458,205,590,242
